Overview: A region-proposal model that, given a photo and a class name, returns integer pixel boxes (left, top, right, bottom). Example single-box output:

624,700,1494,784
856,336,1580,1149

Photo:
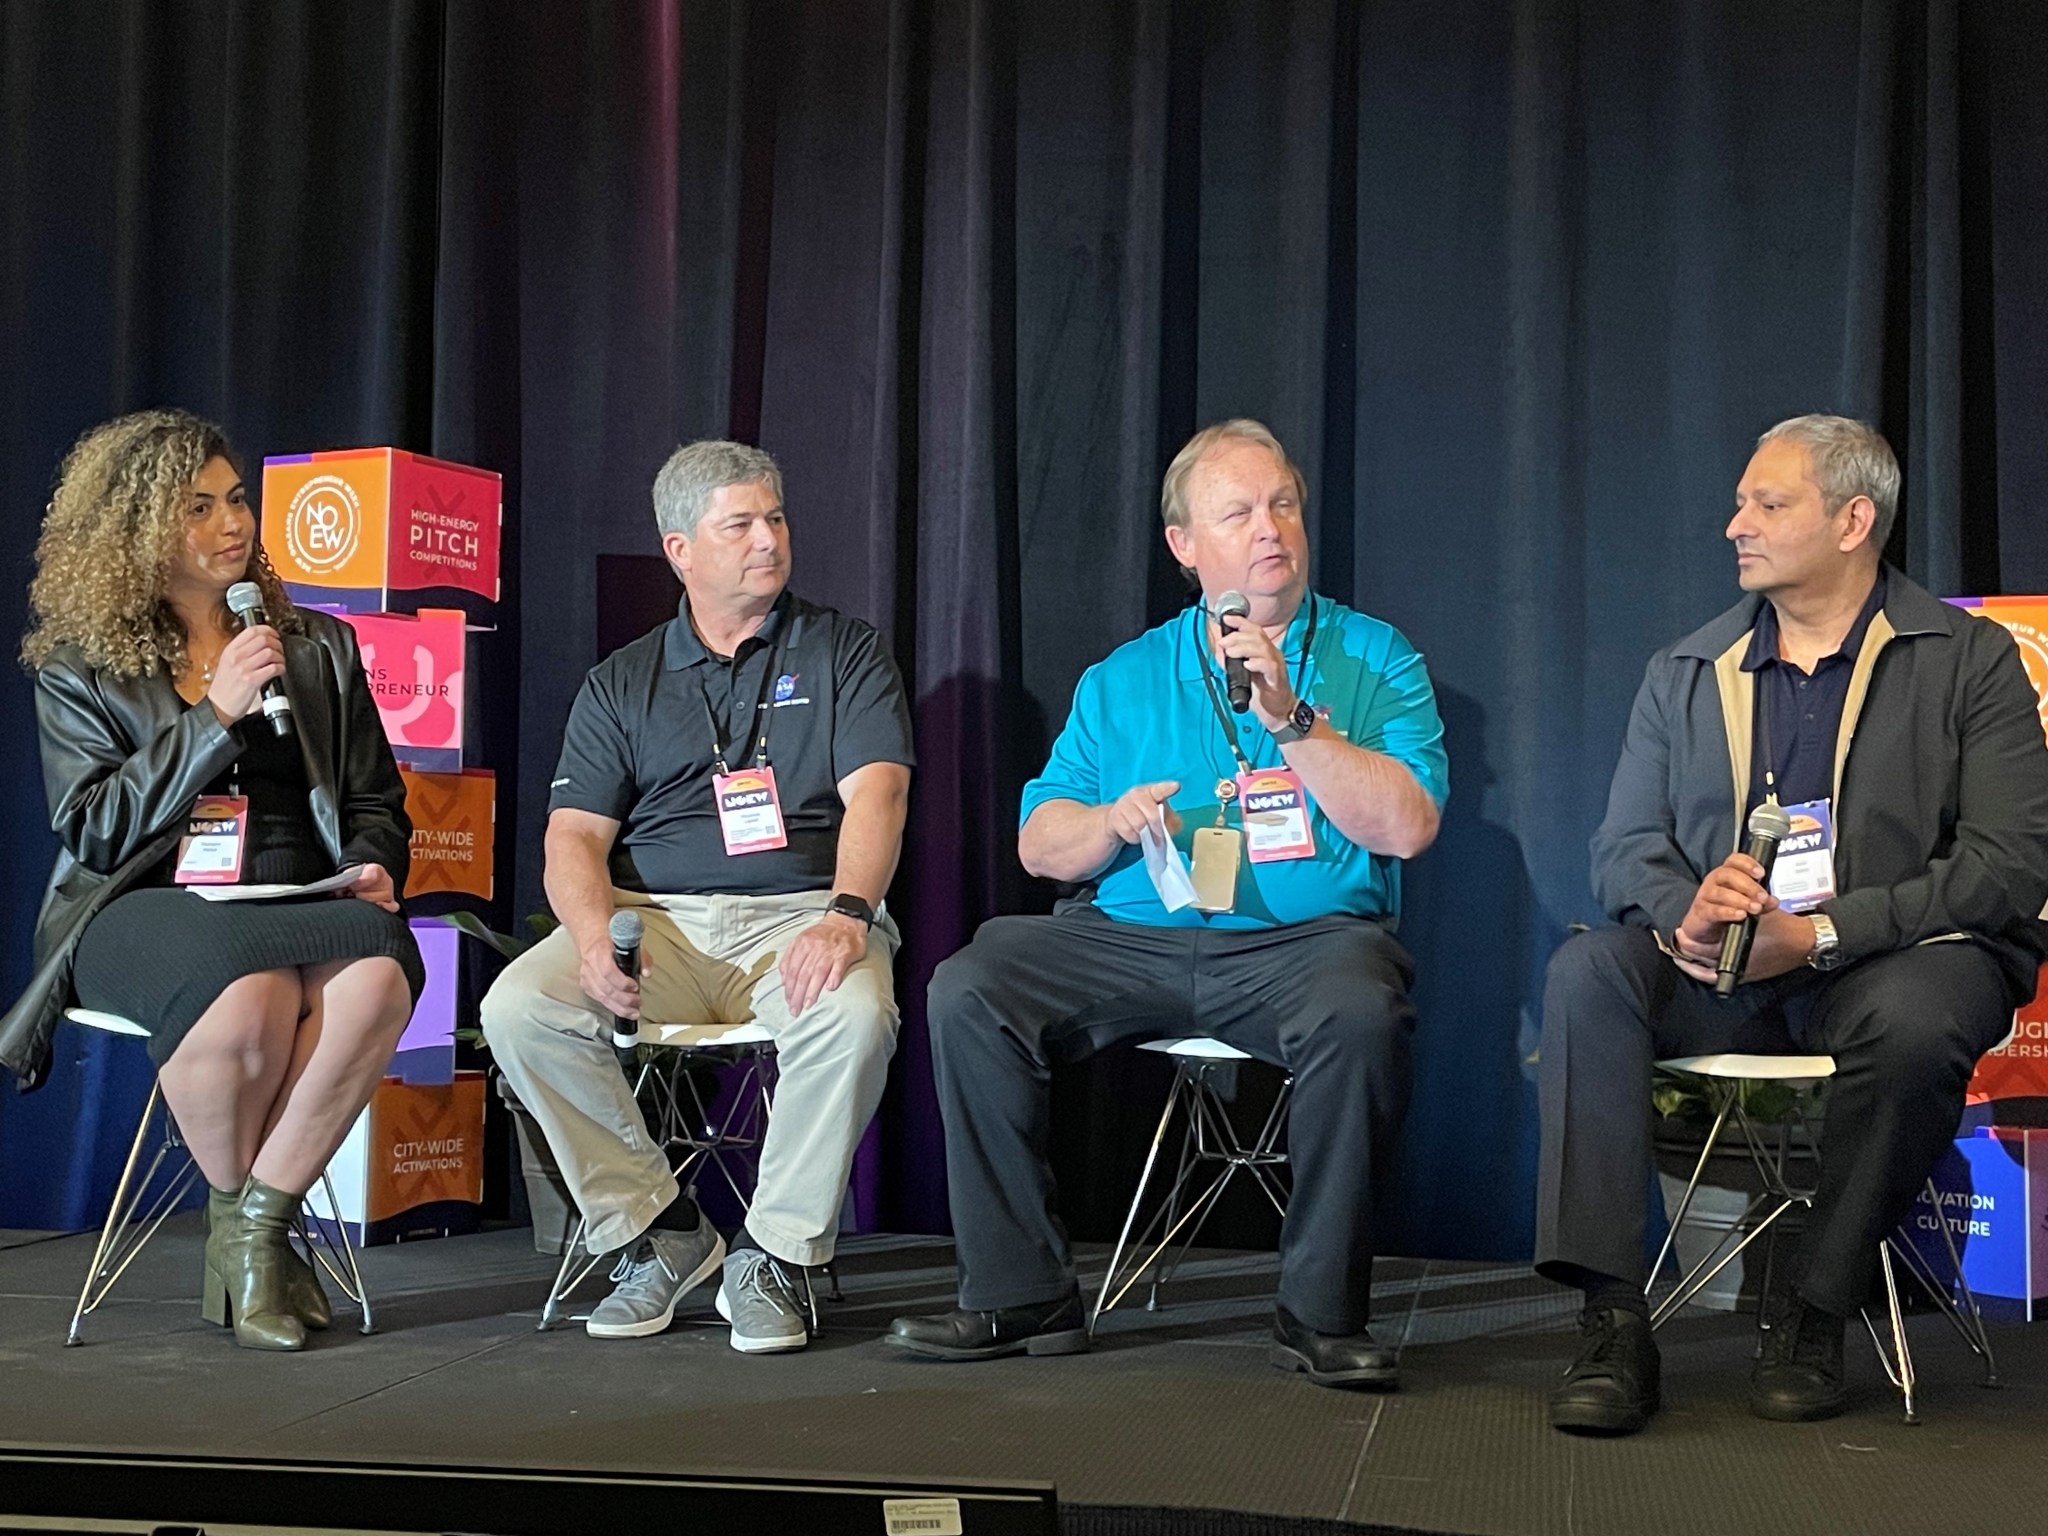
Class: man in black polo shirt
482,440,914,1353
1535,415,2048,1433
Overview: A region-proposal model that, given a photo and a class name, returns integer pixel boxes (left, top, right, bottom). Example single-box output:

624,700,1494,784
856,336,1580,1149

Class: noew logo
285,474,363,573
2010,625,2048,744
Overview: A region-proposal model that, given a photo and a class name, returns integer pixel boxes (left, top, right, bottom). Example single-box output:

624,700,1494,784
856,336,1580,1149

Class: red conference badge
1235,769,1316,863
714,766,790,855
174,794,250,884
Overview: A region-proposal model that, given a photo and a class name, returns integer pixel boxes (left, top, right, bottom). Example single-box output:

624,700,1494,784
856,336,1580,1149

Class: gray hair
1757,414,1900,553
651,439,784,538
1160,418,1306,530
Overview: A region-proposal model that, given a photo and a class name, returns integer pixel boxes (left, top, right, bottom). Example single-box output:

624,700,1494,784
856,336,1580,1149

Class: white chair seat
1139,1037,1253,1062
63,1008,150,1038
646,1020,776,1048
1658,1052,1837,1083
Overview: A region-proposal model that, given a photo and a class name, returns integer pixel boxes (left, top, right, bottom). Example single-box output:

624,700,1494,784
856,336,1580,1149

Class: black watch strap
1272,698,1317,746
828,892,876,927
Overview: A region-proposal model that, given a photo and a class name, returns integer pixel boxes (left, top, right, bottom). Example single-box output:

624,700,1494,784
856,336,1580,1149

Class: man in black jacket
1535,414,2048,1434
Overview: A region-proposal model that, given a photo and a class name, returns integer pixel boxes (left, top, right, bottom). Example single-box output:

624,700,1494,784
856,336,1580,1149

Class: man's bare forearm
1284,727,1440,858
832,771,910,907
544,824,622,953
1019,799,1118,883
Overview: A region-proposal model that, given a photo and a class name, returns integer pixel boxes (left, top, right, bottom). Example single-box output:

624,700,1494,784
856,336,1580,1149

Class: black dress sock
1583,1274,1651,1321
650,1190,701,1234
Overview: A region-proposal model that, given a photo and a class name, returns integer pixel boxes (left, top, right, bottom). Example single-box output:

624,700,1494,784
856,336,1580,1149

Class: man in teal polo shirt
888,419,1448,1389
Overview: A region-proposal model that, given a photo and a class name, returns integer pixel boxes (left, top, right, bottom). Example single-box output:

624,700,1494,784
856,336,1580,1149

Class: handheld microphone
608,909,644,1070
1715,801,1793,997
1216,589,1253,713
224,582,294,739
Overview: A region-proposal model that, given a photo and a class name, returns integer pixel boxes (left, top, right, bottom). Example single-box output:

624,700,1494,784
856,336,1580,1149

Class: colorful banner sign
1910,1128,2048,1321
262,447,502,613
400,768,496,900
307,1071,486,1246
1946,595,2048,748
1946,596,2048,1106
338,608,467,772
1968,964,2048,1106
391,918,460,1086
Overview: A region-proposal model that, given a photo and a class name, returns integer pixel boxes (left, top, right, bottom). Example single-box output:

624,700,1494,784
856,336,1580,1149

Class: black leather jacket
0,610,411,1089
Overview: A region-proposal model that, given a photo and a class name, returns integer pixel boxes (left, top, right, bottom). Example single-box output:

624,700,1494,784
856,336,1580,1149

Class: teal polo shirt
1020,594,1449,930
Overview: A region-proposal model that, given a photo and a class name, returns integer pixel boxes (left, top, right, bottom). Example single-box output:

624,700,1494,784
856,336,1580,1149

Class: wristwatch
828,892,877,928
1806,912,1844,971
1271,697,1317,746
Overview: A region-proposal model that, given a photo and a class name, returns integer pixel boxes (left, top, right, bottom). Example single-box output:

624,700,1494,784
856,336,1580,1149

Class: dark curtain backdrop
4,1,2046,1261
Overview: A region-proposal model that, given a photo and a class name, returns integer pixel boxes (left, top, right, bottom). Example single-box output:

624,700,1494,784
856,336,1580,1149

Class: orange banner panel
401,768,496,899
364,1074,486,1223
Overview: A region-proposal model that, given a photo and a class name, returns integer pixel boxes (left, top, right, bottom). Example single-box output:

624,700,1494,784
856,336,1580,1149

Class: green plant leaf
430,910,530,961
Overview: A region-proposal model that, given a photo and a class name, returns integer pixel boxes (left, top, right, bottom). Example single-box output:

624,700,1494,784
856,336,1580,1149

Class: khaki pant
481,889,899,1264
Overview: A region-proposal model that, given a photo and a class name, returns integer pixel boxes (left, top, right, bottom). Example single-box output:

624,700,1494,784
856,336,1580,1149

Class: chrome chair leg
1865,1242,1919,1425
1091,1063,1189,1333
67,1083,162,1346
66,1083,204,1346
298,1172,376,1334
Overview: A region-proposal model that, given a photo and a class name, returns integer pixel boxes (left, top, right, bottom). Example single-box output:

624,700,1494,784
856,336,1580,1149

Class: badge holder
700,636,792,858
175,789,249,885
1189,780,1242,914
1235,767,1315,863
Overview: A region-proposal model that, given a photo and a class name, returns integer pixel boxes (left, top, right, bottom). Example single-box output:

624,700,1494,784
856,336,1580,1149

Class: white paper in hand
1139,803,1197,913
187,864,366,903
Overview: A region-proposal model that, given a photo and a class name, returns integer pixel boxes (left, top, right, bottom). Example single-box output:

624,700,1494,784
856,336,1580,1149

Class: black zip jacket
0,610,410,1088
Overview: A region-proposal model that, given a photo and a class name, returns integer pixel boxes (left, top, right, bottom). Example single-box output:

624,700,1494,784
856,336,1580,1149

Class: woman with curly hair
0,409,424,1351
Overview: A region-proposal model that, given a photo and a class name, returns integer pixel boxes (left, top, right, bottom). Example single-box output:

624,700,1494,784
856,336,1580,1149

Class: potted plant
1650,1066,1823,1312
432,911,583,1257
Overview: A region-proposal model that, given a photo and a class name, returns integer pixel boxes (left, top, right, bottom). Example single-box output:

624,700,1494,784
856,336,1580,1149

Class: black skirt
73,889,425,1068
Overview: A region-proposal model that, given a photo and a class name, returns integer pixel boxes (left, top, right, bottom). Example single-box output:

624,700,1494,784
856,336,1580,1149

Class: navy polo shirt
549,589,915,895
1742,569,1887,815
1020,594,1449,930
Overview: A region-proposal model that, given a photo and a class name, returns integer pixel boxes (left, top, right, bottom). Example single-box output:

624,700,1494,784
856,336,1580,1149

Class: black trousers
927,903,1415,1335
1533,925,2016,1314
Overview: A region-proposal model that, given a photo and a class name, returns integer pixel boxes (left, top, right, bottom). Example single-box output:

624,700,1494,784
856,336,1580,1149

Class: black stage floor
1,1221,2044,1536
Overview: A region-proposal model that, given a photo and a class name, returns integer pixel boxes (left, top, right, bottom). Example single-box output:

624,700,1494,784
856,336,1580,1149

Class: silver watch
1807,912,1844,971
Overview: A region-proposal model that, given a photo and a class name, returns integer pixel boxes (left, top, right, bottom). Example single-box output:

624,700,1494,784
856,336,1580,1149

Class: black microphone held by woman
225,580,295,738
1,409,425,1352
1715,800,1793,996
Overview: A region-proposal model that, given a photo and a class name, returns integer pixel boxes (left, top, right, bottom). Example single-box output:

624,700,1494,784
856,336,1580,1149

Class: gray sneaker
585,1222,726,1339
714,1247,810,1353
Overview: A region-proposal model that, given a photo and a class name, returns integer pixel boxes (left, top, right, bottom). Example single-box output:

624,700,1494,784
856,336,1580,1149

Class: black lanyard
1754,680,1781,804
696,633,785,776
1192,595,1320,778
1752,662,1814,806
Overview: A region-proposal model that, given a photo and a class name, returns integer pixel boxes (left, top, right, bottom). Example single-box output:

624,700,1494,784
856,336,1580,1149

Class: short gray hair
651,439,784,538
1757,414,1900,553
1160,418,1305,530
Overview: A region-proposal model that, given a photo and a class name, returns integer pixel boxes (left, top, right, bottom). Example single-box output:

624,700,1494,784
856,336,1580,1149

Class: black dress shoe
1268,1305,1399,1390
886,1289,1091,1361
1750,1297,1848,1422
1550,1307,1660,1435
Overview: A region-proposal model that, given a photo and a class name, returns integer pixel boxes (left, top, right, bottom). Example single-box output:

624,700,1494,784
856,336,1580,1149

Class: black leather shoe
886,1289,1091,1361
1750,1296,1848,1422
1550,1307,1660,1435
1268,1305,1399,1390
